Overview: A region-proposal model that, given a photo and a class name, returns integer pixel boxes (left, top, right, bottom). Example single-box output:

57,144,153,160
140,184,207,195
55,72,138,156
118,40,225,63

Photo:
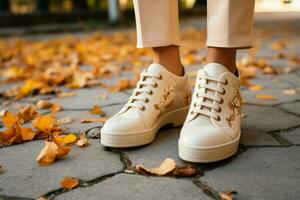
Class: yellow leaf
256,94,277,100
55,133,77,144
80,117,108,123
249,85,263,91
136,158,176,176
32,114,56,132
90,105,102,114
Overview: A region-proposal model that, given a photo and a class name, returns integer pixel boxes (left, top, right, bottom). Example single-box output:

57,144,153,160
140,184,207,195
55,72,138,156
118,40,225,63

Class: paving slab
279,101,300,116
242,105,300,132
0,139,122,198
241,87,300,106
51,87,128,110
280,127,300,145
249,75,292,89
240,129,280,146
202,147,300,200
56,174,210,200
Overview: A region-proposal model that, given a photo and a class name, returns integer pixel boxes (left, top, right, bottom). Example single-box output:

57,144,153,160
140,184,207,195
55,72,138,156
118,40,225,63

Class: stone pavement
1,15,300,200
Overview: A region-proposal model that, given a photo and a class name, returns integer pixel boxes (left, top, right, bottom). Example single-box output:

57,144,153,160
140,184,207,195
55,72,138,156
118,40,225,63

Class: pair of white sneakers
101,63,242,163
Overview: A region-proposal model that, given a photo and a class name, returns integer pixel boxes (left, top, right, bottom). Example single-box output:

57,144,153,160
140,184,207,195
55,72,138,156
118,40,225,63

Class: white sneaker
101,63,191,147
179,63,242,163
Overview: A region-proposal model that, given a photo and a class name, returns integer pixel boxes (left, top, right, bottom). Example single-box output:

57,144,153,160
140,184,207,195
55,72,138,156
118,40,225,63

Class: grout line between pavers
0,195,35,200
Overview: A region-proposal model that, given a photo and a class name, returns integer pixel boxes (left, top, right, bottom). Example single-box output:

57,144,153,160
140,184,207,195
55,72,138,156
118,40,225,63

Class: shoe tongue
146,63,165,74
202,63,229,77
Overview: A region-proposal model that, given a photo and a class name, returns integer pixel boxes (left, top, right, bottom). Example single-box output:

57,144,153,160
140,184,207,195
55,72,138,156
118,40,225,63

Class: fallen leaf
32,114,56,132
60,177,79,189
56,91,75,98
56,117,73,125
256,94,277,100
18,105,39,122
90,105,102,114
2,111,19,128
283,89,297,96
36,140,71,165
0,165,4,174
20,127,35,141
136,158,176,176
36,100,62,113
80,117,108,123
220,191,237,200
249,85,263,91
76,133,90,147
55,133,77,144
135,158,201,177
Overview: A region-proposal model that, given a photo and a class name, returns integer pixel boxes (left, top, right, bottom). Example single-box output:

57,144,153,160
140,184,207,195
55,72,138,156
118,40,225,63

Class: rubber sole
178,132,240,163
101,106,189,147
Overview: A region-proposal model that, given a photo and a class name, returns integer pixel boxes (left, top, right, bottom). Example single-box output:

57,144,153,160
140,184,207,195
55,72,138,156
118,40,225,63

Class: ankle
153,45,184,76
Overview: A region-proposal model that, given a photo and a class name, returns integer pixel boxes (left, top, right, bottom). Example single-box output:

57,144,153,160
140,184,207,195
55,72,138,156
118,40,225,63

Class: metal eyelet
191,111,194,115
219,98,224,104
224,79,228,85
217,107,222,113
216,116,221,121
140,106,145,111
145,98,149,103
221,89,226,95
196,93,200,98
153,83,158,88
158,75,163,80
193,103,197,107
149,91,153,95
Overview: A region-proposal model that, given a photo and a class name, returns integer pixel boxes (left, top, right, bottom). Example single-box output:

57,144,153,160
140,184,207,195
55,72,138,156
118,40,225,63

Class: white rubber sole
178,132,240,163
101,106,189,147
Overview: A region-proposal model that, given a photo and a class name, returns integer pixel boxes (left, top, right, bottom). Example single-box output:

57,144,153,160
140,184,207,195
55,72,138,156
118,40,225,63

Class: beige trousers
133,0,255,48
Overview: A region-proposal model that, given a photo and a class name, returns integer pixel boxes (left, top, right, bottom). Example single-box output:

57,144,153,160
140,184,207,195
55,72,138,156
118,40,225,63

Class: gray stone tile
57,174,210,200
202,147,300,200
124,127,184,166
277,73,300,87
0,140,122,198
242,105,300,132
51,87,128,109
242,87,300,106
280,127,300,145
240,129,280,146
279,101,300,116
249,76,292,89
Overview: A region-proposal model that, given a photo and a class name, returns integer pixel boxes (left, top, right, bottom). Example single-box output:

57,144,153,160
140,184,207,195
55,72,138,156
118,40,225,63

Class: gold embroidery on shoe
183,90,191,106
154,81,175,117
226,86,242,127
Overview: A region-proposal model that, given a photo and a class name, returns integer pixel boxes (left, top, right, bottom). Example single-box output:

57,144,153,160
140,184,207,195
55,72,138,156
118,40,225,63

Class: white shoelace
191,74,228,121
126,70,162,111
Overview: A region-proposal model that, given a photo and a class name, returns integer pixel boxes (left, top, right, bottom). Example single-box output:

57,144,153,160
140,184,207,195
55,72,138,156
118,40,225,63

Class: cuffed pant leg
133,0,180,48
206,0,255,49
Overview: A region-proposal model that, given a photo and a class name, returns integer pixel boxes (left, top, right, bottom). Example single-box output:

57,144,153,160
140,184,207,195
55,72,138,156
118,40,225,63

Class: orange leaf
32,114,56,132
80,117,108,123
256,94,277,100
60,177,79,189
90,105,102,114
36,140,71,165
2,111,18,128
18,105,39,122
20,127,35,141
249,85,263,91
55,133,77,144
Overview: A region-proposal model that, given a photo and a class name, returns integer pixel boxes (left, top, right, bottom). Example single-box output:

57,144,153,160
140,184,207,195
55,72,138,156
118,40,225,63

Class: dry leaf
90,105,102,114
80,117,108,123
283,89,297,96
32,114,56,132
55,133,77,144
56,91,75,98
249,85,263,91
20,127,35,141
136,158,176,176
36,100,62,113
135,158,201,177
56,117,73,125
60,177,79,189
18,105,39,122
256,94,277,100
220,191,237,200
76,133,90,147
36,140,71,165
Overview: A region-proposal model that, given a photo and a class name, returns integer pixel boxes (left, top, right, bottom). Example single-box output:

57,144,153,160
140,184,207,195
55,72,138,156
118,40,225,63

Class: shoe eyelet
223,79,228,85
221,89,226,95
158,75,163,80
216,116,221,121
219,98,224,104
191,111,194,115
153,83,158,88
193,103,197,107
140,106,146,111
145,98,149,103
217,107,222,113
149,91,153,95
196,93,200,98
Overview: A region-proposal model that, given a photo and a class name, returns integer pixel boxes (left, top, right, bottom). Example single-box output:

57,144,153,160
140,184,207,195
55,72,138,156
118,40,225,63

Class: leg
133,0,183,76
179,0,255,163
101,0,191,148
206,0,255,73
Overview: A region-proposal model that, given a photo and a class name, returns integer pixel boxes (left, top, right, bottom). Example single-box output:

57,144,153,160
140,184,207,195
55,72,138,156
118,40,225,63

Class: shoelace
126,69,162,111
191,73,228,121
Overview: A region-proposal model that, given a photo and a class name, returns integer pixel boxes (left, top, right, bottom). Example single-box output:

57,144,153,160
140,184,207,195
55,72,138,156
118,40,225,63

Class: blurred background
0,0,300,28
